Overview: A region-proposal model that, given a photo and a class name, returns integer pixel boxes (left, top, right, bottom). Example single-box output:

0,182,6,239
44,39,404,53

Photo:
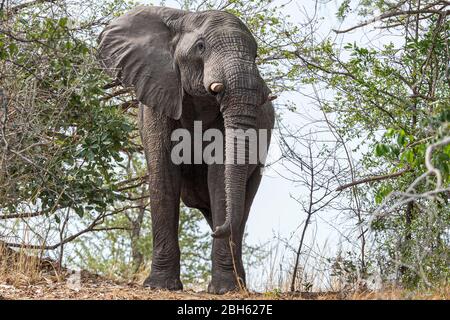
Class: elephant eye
196,40,206,54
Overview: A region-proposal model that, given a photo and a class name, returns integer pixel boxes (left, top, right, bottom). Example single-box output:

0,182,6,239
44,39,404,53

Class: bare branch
115,174,149,187
10,0,57,13
333,7,449,34
1,206,137,249
425,136,450,189
336,167,412,191
100,88,133,101
102,79,121,90
0,210,47,220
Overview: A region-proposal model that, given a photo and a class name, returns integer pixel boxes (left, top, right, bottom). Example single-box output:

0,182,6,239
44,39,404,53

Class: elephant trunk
209,53,270,239
212,100,257,239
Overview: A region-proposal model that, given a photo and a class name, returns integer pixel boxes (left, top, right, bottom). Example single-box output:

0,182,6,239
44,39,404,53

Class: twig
100,88,133,101
333,7,449,34
424,136,450,189
102,79,121,90
290,144,314,292
336,167,412,191
0,211,47,220
2,210,130,250
116,174,149,186
10,0,57,13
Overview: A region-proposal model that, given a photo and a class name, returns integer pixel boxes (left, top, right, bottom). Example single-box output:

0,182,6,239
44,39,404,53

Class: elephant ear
98,6,187,120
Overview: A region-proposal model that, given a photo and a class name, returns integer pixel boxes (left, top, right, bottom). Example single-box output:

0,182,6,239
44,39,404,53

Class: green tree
283,0,449,288
1,0,285,286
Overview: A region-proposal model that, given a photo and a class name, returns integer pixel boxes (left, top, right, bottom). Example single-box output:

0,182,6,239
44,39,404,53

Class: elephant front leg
207,165,263,294
209,236,246,294
143,160,182,290
144,187,183,291
140,108,183,291
208,164,247,294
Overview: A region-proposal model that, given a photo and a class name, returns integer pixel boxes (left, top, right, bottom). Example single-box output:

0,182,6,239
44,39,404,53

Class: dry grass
0,246,448,300
0,242,55,287
1,274,447,300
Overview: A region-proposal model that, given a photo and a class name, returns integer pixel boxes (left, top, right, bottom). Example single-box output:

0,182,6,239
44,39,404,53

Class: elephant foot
143,273,183,291
208,273,245,294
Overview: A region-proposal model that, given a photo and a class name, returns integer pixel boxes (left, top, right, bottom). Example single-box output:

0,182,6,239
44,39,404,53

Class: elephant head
98,6,272,239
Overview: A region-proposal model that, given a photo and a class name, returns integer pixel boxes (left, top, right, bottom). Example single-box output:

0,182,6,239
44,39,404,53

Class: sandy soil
0,251,447,300
1,272,447,300
0,270,335,300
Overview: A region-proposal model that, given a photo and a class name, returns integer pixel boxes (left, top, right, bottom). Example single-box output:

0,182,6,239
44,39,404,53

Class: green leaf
401,149,415,165
74,206,84,218
375,143,389,157
396,129,406,146
58,17,68,28
8,42,18,55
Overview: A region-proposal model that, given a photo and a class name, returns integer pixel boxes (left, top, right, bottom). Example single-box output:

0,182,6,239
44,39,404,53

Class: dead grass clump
0,242,59,286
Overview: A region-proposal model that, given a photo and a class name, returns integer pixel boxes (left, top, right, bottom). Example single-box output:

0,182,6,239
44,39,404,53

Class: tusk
268,94,277,101
210,82,224,93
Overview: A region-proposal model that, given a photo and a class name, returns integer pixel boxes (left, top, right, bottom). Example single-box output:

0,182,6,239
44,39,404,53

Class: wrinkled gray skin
98,6,274,294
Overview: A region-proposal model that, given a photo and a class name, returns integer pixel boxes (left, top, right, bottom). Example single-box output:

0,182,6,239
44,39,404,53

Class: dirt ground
0,249,447,300
0,270,448,300
0,270,331,300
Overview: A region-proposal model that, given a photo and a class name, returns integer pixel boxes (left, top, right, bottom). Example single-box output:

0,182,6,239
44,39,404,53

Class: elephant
97,5,275,294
